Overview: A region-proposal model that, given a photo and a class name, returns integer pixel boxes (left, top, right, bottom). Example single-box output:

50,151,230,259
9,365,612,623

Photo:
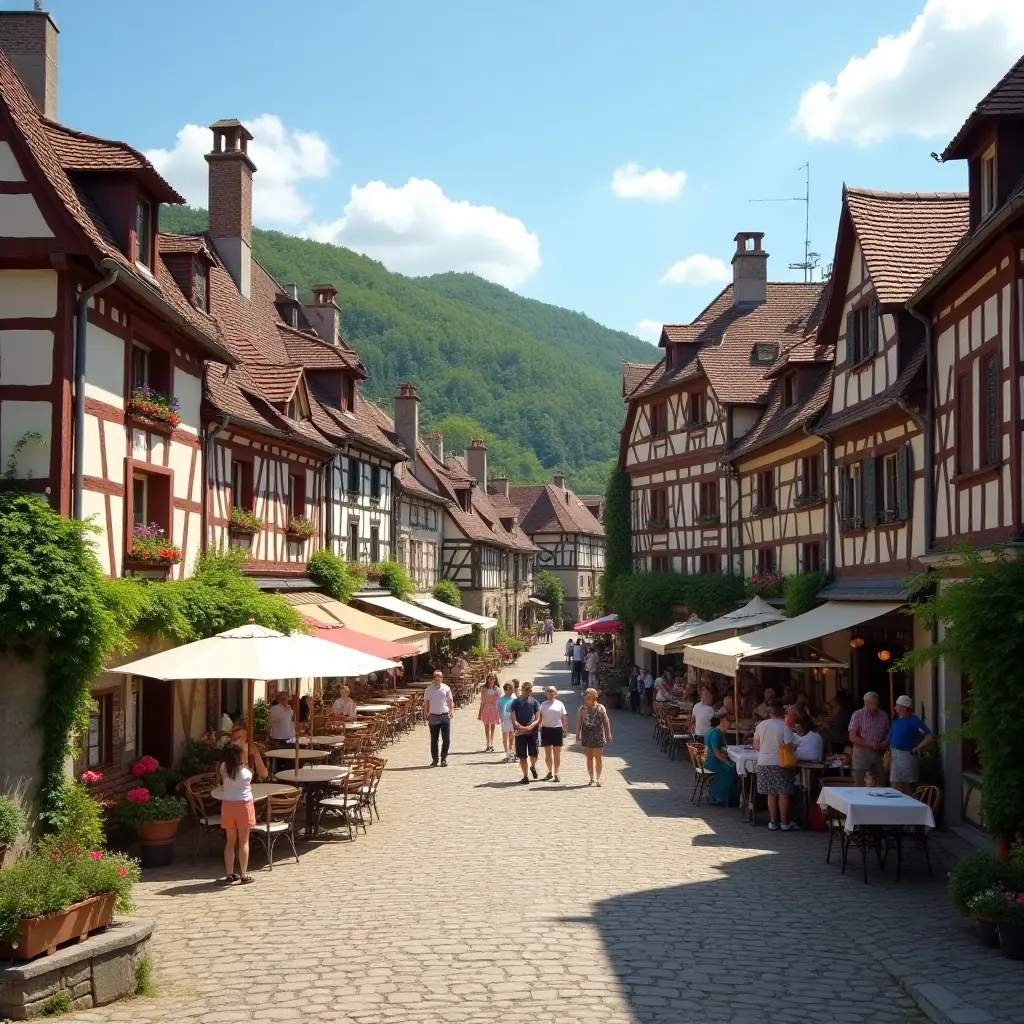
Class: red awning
303,618,419,660
573,614,621,634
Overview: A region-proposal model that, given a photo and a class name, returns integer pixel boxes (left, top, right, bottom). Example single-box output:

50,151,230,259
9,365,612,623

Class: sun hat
895,695,913,708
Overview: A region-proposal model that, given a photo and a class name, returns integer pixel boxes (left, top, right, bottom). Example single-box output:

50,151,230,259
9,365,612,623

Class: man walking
510,681,542,783
849,690,890,786
571,638,586,687
565,636,574,665
424,669,455,767
543,616,554,643
539,685,569,782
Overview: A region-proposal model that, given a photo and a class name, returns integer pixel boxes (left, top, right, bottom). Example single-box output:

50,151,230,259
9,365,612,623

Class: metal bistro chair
249,788,302,870
182,775,221,863
318,773,368,841
686,742,712,805
666,719,693,761
357,755,387,823
883,784,942,881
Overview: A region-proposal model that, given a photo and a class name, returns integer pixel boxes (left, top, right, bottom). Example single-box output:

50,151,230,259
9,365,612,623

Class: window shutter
816,452,825,496
897,444,910,521
846,310,855,363
985,356,999,464
861,458,876,527
868,297,879,357
838,467,848,519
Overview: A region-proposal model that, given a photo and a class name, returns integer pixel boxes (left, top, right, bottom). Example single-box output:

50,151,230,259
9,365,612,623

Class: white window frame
131,344,150,392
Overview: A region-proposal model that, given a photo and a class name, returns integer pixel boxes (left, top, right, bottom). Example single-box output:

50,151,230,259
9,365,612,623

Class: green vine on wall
603,467,633,603
307,549,359,604
613,571,746,632
3,431,47,481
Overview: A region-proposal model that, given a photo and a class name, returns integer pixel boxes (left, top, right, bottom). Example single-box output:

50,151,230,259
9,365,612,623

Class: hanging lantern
850,636,865,648
878,649,891,662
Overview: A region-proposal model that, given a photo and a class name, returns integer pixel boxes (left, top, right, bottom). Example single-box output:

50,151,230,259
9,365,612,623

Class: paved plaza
59,636,1021,1024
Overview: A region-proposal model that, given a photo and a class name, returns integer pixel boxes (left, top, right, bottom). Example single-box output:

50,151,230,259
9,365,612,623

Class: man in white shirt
584,649,600,687
330,684,359,722
643,671,655,716
268,695,296,747
539,686,569,782
571,640,586,687
423,669,455,767
689,690,716,740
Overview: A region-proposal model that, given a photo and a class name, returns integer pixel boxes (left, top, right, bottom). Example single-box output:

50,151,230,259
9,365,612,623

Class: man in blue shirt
510,682,542,783
888,695,934,793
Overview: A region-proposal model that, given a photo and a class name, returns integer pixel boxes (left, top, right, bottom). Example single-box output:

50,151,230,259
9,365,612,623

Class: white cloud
611,162,687,201
635,319,663,342
793,0,1024,145
146,114,332,224
307,178,541,288
660,254,731,287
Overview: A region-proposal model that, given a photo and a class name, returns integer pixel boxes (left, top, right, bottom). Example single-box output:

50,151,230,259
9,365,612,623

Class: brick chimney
553,470,566,490
304,284,340,346
0,8,58,119
492,475,509,498
426,430,444,464
732,232,768,307
206,120,255,299
393,382,419,472
466,438,487,490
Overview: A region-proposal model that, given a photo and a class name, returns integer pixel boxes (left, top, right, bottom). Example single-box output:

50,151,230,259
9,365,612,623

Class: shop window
87,693,113,768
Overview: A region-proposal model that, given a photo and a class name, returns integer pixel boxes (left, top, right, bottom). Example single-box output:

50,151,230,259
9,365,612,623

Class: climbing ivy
612,572,746,631
782,571,829,619
603,467,632,604
307,549,359,604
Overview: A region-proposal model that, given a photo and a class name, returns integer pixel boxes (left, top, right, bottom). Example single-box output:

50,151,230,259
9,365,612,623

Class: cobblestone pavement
61,635,1022,1024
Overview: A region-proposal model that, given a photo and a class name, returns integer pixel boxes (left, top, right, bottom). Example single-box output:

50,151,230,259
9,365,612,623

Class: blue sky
29,0,1024,341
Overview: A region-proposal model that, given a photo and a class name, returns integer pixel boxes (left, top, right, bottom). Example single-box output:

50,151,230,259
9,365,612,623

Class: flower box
0,892,115,960
126,388,180,431
695,513,720,525
129,523,182,565
793,493,824,508
286,517,316,539
647,517,669,531
751,503,778,516
229,508,263,534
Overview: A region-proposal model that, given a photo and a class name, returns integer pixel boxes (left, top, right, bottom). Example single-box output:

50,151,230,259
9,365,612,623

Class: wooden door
140,679,174,768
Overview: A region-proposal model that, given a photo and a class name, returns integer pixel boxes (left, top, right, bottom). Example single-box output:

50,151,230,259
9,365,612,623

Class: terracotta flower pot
136,817,181,868
0,892,115,960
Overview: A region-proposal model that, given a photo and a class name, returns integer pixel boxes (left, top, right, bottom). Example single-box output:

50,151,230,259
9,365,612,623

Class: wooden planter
0,892,116,960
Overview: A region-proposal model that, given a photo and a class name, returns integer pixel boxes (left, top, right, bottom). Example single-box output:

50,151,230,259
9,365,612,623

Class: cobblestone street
61,636,1020,1024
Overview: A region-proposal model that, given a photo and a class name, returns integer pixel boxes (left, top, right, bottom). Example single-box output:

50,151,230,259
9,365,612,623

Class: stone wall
0,652,44,810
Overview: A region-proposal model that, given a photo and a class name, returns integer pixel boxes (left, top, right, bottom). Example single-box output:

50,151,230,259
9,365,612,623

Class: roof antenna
34,1,44,10
750,163,820,282
930,152,943,163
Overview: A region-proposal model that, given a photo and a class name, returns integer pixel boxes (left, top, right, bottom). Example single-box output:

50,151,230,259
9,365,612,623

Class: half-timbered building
620,232,824,578
502,474,605,624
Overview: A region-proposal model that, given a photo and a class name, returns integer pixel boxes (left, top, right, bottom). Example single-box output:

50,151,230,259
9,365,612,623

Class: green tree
431,579,462,607
534,570,564,624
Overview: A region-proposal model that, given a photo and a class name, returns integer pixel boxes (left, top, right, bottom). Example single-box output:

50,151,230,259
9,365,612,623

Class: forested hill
160,206,656,493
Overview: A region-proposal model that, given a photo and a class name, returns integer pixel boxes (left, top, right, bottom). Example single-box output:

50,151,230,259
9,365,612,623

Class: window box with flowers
751,503,778,516
750,570,784,598
793,492,824,508
647,517,669,531
126,387,180,433
286,516,316,540
128,523,182,566
695,512,720,525
113,757,186,868
229,508,263,535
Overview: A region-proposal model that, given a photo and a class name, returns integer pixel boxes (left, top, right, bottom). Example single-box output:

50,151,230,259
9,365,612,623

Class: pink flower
130,755,160,777
50,851,60,861
79,770,103,784
125,787,151,803
118,867,127,878
90,850,103,861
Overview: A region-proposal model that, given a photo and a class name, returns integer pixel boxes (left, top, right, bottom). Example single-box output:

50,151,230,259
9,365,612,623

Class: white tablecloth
817,786,936,832
727,745,760,777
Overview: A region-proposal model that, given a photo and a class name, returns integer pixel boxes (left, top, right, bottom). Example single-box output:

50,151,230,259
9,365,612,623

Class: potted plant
114,757,186,868
126,386,180,431
128,523,182,566
229,508,263,535
967,887,1006,949
599,679,626,710
0,795,26,867
750,570,784,598
948,851,1024,916
0,850,138,960
286,516,316,540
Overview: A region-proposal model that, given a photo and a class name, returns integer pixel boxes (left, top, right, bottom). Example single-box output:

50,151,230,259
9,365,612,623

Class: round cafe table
299,735,347,748
209,782,297,803
274,766,349,838
264,747,328,766
357,704,391,714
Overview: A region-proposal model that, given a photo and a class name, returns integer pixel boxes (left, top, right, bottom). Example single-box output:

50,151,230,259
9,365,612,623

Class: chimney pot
0,9,59,119
205,119,256,299
731,231,768,307
493,475,509,498
304,285,340,345
466,438,487,490
553,471,566,489
393,383,420,472
426,430,444,464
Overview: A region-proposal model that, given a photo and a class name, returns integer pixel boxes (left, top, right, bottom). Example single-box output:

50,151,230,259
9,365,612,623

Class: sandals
239,874,255,885
222,873,239,885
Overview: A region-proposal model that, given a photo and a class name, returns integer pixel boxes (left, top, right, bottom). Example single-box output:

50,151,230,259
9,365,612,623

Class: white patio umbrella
110,622,398,772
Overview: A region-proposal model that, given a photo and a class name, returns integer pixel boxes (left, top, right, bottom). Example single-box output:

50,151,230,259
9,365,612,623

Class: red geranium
130,755,160,777
125,787,151,803
79,770,104,784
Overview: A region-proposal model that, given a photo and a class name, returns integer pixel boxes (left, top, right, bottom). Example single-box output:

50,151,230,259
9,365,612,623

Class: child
499,682,516,761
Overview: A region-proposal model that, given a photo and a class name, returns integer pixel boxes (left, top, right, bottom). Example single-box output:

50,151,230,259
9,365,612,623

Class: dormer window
783,373,798,409
193,261,208,313
135,198,153,270
981,145,996,219
458,488,472,513
666,343,681,372
287,396,302,421
344,377,356,413
752,343,779,364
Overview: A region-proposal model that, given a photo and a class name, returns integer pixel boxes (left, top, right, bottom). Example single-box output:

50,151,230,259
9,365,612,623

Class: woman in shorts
219,741,256,884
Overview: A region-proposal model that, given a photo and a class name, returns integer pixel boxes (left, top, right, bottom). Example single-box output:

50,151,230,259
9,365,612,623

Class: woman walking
219,741,256,885
478,673,502,752
576,687,612,787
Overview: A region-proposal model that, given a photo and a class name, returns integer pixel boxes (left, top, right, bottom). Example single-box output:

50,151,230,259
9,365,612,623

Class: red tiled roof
943,54,1024,160
394,459,447,504
242,363,303,404
505,483,604,537
280,328,365,374
845,187,969,305
637,283,825,406
622,360,658,398
158,233,215,258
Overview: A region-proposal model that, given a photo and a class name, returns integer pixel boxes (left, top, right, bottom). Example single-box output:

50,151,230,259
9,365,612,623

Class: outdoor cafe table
274,765,350,839
298,735,348,748
817,786,936,833
264,747,329,766
727,745,759,821
356,704,391,714
209,782,297,803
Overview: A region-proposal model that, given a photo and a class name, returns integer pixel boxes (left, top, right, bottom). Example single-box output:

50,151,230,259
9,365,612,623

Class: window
755,469,775,512
650,488,668,526
126,678,141,758
685,390,705,426
651,556,670,573
347,458,361,495
980,146,996,219
799,542,822,573
957,373,973,473
650,403,667,437
231,461,243,511
846,299,878,367
798,454,823,502
286,396,302,421
344,377,356,412
288,473,306,521
131,345,149,391
370,526,380,564
752,343,779,364
699,553,720,574
666,344,679,372
193,261,207,312
755,548,776,574
698,481,718,520
132,473,147,529
839,462,862,528
347,520,359,562
783,373,798,409
879,453,899,522
370,464,381,502
231,461,253,511
135,198,153,269
87,693,113,768
981,354,999,467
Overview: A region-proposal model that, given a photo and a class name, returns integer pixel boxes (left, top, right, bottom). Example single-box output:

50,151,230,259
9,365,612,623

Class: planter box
126,411,176,436
0,893,116,961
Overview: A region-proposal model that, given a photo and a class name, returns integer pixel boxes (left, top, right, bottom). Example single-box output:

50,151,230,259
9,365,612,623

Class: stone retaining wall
0,917,153,1020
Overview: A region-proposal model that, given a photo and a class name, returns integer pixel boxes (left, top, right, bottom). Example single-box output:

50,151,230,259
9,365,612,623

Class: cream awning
293,599,431,655
683,601,903,676
354,594,473,638
414,596,497,630
527,597,550,608
640,596,785,655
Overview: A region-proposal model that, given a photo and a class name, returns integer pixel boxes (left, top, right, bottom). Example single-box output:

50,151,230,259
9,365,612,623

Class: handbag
779,742,797,769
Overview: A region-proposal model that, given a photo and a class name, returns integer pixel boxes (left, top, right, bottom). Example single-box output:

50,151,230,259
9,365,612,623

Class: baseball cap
863,691,880,702
895,695,913,709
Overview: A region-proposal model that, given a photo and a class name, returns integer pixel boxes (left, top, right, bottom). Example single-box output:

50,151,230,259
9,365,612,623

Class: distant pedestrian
642,669,655,715
571,638,586,686
585,647,600,687
543,617,554,643
849,691,890,786
576,687,612,787
539,686,568,782
478,672,502,752
498,682,516,762
565,637,574,664
424,669,455,767
510,681,542,783
219,741,256,885
628,665,643,714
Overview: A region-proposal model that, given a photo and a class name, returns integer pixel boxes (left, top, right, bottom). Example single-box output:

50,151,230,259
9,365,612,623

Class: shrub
135,954,155,997
229,508,263,532
179,737,219,778
252,697,269,736
37,780,105,860
535,570,564,623
431,579,462,607
307,549,359,604
375,559,414,600
783,571,828,618
0,796,26,848
948,851,1024,916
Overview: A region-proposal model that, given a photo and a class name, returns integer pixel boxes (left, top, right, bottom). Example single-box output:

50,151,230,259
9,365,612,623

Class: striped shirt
849,707,890,745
